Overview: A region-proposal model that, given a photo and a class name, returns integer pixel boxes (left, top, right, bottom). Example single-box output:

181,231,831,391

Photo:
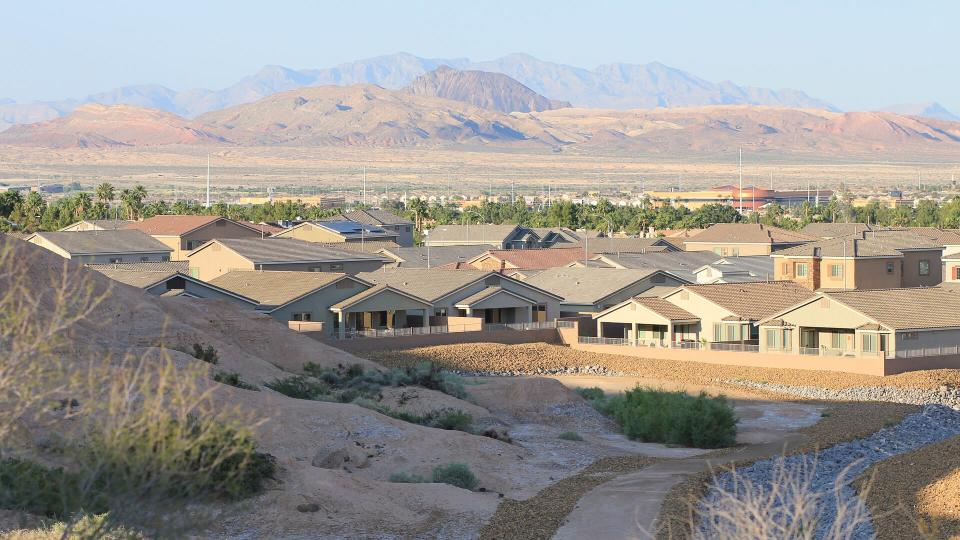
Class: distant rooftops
191,237,388,264
670,281,815,321
31,230,172,256
209,270,355,307
685,223,816,246
339,208,413,226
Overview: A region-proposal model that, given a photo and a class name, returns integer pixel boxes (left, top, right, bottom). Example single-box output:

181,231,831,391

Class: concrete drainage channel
697,405,960,539
723,379,960,410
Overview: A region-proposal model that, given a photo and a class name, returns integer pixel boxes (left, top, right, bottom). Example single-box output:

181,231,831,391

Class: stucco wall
318,327,560,353
900,250,942,288
852,257,901,289
268,279,370,328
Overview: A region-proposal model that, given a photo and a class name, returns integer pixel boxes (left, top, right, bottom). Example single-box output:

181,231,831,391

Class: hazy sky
3,0,957,112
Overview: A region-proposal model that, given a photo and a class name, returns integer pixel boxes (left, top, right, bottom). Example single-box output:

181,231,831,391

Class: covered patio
330,285,433,338
593,297,700,346
454,286,540,324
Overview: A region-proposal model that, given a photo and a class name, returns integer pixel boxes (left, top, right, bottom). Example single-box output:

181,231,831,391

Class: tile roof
123,215,224,236
208,270,351,306
801,223,873,239
379,245,490,267
678,281,815,321
597,251,722,282
92,268,181,288
472,248,591,270
634,297,699,321
870,228,960,248
685,223,816,245
87,261,189,273
330,284,431,310
774,231,941,258
524,267,660,305
340,208,413,226
424,224,520,244
204,238,388,265
33,230,173,255
356,268,494,302
60,219,132,231
311,220,399,240
706,256,775,278
824,287,960,330
317,240,400,253
573,237,673,254
455,286,534,307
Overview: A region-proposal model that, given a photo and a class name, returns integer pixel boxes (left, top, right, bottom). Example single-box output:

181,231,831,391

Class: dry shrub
694,457,872,540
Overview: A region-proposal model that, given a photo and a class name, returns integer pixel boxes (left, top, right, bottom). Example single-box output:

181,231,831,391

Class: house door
800,329,818,349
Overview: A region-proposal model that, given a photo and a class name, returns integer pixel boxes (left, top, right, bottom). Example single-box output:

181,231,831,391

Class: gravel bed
698,405,960,539
724,379,960,409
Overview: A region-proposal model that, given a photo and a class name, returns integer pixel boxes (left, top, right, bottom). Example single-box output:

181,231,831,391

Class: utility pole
205,154,211,208
362,166,367,206
738,147,743,215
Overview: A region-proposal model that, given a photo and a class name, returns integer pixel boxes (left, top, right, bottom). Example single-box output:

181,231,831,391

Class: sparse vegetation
578,386,737,449
558,431,584,441
389,463,478,490
388,471,429,484
191,343,219,364
213,371,259,391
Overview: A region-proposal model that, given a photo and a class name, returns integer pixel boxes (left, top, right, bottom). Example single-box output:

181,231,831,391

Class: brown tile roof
825,287,960,330
330,284,431,310
775,231,942,258
87,261,189,273
32,230,173,256
455,286,535,307
318,240,400,253
356,268,494,302
685,223,816,245
678,281,815,321
574,237,673,254
92,267,181,288
471,248,590,270
123,215,224,236
209,270,352,307
800,223,872,239
379,245,490,267
871,227,960,248
634,297,699,321
424,224,520,244
341,208,413,226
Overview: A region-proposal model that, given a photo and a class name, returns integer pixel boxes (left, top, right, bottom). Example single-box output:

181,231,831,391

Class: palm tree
74,192,92,219
119,185,148,220
407,198,429,231
95,183,115,206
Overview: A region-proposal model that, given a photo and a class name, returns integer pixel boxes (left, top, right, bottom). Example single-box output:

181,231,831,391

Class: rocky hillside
404,66,570,113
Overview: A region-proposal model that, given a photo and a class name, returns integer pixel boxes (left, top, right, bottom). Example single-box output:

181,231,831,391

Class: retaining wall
317,328,560,353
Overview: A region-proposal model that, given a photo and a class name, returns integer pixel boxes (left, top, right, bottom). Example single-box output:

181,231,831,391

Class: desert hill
194,84,559,147
404,65,570,113
0,103,227,148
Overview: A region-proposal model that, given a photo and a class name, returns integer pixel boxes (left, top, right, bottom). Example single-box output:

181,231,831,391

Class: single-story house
91,262,258,306
377,245,490,268
523,267,689,316
338,208,415,247
273,220,400,245
123,215,270,260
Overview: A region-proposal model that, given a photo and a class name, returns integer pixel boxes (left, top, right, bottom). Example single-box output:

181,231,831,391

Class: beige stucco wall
661,289,735,342
851,257,901,289
899,250,942,288
187,245,383,281
173,221,264,260
432,276,561,321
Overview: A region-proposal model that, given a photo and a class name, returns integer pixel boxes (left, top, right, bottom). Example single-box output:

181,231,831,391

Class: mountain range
3,78,960,158
0,52,858,131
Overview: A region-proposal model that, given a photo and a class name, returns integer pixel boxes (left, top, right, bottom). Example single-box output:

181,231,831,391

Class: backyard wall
318,327,560,353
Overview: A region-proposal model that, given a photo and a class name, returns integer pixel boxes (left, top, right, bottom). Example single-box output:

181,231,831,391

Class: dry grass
854,435,960,540
366,343,960,392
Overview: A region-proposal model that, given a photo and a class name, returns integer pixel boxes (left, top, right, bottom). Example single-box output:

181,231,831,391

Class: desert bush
265,375,332,400
300,361,469,400
432,463,479,490
694,457,870,539
213,371,259,391
191,343,219,365
558,431,584,441
388,471,429,483
1,513,144,540
376,406,473,432
583,387,737,449
575,386,606,402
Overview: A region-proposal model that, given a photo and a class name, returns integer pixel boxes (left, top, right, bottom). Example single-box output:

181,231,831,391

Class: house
123,215,268,260
59,219,132,232
523,267,688,316
185,238,388,281
377,245,489,268
27,230,173,264
573,236,677,254
692,256,775,284
683,223,815,255
208,270,375,331
90,262,259,306
273,220,400,245
339,208,415,247
423,224,535,249
757,287,960,370
771,230,943,290
592,281,814,346
531,227,582,248
800,223,873,239
355,268,563,324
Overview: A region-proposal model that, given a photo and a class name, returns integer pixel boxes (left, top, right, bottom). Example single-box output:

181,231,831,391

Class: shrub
588,387,737,449
575,387,606,402
191,343,218,365
300,361,468,400
388,471,428,483
265,376,331,400
428,409,473,431
432,463,478,491
213,371,258,391
558,431,584,441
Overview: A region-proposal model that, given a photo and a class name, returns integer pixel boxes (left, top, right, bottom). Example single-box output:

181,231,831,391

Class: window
766,329,780,349
919,259,930,276
329,263,344,272
190,268,200,278
831,332,844,349
435,308,448,317
830,264,843,278
795,263,808,277
886,262,895,274
713,323,722,341
291,312,312,322
862,333,877,353
781,263,790,275
405,226,412,232
109,257,122,264
308,266,322,272
954,266,960,281
161,256,170,262
713,248,723,255
900,331,919,340
140,257,150,263
783,329,793,351
731,248,740,257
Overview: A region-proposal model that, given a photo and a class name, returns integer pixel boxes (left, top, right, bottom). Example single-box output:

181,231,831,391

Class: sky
2,0,958,112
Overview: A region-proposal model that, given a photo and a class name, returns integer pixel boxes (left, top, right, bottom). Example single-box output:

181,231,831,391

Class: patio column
386,310,394,329
631,322,638,345
597,322,604,338
422,309,431,330
525,305,533,323
337,311,346,339
465,307,473,317
668,322,674,347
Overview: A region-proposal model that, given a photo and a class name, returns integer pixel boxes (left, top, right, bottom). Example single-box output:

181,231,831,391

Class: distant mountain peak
877,102,959,121
403,66,570,113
